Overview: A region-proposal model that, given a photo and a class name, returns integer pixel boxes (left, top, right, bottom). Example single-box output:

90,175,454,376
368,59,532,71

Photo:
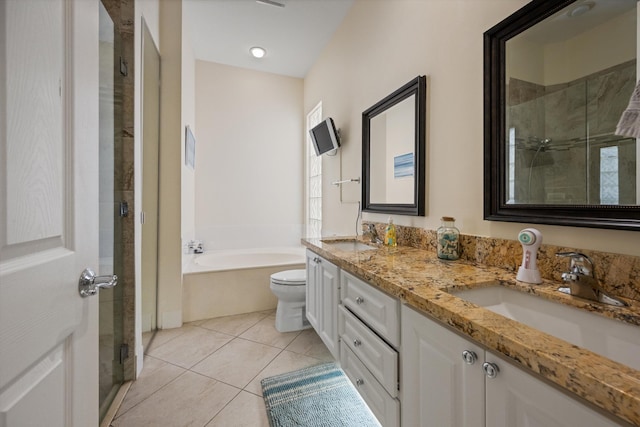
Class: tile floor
111,310,333,427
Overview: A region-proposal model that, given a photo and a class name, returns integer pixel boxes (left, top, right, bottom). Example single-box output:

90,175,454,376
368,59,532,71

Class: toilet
270,269,311,333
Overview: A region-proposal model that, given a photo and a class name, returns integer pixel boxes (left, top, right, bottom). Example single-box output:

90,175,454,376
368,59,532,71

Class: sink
322,239,377,251
451,286,640,371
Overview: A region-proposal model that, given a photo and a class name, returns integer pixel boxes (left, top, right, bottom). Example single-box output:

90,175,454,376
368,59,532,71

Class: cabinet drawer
340,344,400,427
339,305,398,397
340,270,400,347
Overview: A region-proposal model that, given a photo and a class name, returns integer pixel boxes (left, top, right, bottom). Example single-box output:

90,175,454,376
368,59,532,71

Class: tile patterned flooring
111,310,333,427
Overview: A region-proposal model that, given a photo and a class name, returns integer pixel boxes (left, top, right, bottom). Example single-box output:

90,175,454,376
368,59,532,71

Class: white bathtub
182,247,306,322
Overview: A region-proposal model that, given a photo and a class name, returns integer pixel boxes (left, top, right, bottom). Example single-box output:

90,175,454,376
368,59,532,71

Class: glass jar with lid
437,217,460,260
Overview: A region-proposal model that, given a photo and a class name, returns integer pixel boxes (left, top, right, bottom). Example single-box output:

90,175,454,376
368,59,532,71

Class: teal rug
261,362,381,426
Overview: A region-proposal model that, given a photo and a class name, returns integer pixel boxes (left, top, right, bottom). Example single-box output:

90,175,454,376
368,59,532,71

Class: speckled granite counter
302,237,640,426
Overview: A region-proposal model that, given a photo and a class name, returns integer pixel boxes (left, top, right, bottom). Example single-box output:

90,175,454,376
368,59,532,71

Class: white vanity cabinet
305,250,340,359
401,304,624,427
339,270,400,427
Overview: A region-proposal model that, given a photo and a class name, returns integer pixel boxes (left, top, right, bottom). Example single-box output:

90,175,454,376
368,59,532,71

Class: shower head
538,138,552,148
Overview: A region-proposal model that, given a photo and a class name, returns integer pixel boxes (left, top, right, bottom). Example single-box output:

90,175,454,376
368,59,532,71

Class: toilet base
275,300,312,333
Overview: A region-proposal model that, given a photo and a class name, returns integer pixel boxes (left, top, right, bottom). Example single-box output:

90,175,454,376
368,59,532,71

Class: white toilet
269,269,311,333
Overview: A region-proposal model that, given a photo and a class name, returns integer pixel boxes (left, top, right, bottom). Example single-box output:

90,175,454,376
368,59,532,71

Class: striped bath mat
261,362,381,426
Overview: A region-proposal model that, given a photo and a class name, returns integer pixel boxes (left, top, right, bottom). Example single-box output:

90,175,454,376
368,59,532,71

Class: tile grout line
201,346,287,426
115,311,330,426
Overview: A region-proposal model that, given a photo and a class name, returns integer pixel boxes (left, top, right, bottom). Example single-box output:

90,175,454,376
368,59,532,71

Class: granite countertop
302,237,640,426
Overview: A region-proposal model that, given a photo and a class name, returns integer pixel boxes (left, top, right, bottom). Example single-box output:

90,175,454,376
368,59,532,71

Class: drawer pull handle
356,378,364,386
483,362,500,379
355,297,364,305
353,339,362,347
462,350,477,365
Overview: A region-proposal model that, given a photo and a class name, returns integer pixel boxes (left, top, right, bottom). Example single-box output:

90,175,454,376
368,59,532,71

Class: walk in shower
504,1,637,207
507,60,637,205
99,2,125,420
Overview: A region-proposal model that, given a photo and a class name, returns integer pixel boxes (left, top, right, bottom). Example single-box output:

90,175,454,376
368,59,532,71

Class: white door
318,259,339,359
305,250,320,330
0,1,100,426
485,350,622,427
401,305,485,427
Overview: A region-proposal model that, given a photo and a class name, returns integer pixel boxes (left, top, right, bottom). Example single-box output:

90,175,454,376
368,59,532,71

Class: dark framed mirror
362,75,426,216
484,0,639,231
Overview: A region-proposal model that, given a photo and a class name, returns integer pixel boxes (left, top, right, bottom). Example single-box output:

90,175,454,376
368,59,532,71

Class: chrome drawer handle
353,339,362,347
356,378,364,386
483,362,500,379
355,296,364,305
462,350,477,365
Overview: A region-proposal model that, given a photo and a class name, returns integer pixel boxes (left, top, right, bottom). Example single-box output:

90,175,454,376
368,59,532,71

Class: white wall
134,0,160,376
544,8,636,85
194,61,304,249
157,0,183,329
385,99,416,203
305,0,639,257
182,21,196,245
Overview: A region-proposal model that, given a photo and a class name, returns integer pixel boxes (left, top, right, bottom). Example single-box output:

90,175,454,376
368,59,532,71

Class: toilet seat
270,269,306,286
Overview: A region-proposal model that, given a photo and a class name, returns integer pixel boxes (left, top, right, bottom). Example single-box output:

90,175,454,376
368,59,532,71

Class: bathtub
182,247,306,322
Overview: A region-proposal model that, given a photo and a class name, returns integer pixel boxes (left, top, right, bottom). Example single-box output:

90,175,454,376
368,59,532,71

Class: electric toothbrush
516,228,542,284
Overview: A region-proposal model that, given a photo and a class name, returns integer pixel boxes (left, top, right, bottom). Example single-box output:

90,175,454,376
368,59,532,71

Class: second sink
451,285,640,371
322,239,377,251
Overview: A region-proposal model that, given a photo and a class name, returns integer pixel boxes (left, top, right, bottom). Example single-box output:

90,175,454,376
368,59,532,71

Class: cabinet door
401,305,485,427
485,351,624,427
318,259,339,359
305,250,320,330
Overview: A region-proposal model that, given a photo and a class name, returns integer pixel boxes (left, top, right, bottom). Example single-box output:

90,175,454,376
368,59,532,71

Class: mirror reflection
369,95,416,204
362,76,426,216
505,0,637,206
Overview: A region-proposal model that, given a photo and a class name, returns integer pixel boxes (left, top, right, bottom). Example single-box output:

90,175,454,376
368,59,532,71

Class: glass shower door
98,2,125,420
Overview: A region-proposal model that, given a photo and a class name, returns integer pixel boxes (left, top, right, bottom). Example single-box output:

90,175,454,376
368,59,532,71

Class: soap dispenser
516,228,542,284
384,217,397,247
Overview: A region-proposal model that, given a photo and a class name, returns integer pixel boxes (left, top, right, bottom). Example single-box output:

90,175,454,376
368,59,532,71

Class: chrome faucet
363,223,383,244
187,240,204,254
556,252,627,307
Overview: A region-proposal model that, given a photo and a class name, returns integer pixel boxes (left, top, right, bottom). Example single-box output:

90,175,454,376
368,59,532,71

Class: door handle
78,268,118,297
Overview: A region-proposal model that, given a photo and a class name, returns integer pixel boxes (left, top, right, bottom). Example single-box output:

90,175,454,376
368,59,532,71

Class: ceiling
183,0,355,78
519,0,637,44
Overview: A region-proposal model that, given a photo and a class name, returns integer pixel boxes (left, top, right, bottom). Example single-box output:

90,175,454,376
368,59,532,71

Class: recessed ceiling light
256,0,285,7
567,2,594,18
250,46,266,58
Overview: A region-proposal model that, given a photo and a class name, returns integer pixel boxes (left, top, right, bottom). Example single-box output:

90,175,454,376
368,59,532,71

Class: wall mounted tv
309,117,340,156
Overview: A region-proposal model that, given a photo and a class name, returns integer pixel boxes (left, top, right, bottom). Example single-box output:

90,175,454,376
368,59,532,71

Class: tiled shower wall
508,60,637,205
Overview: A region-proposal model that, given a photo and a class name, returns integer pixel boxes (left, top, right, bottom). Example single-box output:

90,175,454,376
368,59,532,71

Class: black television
309,118,340,156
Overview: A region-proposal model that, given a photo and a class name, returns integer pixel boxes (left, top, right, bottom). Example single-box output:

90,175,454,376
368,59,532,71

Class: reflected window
507,127,516,203
600,146,619,205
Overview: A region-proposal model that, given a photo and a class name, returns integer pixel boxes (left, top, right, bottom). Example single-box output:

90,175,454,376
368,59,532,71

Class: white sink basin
322,240,377,251
452,286,640,371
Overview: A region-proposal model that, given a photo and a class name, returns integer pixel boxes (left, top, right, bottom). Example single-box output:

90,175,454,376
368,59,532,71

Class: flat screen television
309,118,340,156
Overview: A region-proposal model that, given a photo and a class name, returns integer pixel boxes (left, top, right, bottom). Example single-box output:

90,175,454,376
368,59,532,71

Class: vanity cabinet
305,250,340,359
401,304,624,427
339,270,400,427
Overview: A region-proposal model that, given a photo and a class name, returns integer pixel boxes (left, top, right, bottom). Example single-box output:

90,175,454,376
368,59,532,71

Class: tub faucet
187,240,204,254
363,223,382,244
556,252,627,307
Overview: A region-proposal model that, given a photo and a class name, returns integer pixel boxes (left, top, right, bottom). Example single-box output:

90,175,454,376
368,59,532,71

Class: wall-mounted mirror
485,0,639,231
362,76,426,216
